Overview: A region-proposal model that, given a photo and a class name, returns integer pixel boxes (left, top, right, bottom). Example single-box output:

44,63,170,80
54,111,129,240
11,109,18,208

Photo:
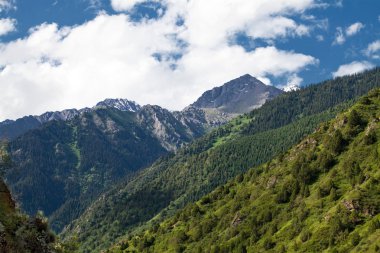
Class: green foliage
110,89,380,253
65,68,380,252
0,178,69,252
0,142,12,176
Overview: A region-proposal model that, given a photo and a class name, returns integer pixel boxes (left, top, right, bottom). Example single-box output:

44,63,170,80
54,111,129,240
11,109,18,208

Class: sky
0,0,379,120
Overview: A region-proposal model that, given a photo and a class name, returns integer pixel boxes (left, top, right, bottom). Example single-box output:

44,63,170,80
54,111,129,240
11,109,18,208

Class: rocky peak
191,74,283,114
95,99,141,112
36,109,82,123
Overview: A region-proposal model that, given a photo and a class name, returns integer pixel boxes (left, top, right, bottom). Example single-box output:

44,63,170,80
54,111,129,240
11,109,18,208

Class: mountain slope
63,68,380,252
6,108,170,232
112,89,380,253
3,74,285,234
0,147,61,253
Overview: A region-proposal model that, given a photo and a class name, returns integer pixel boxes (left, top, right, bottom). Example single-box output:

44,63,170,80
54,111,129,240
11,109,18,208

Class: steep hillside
0,147,62,253
112,89,380,253
6,108,170,232
63,68,380,252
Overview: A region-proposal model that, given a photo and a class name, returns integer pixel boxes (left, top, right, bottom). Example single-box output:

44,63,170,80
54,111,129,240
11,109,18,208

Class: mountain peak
191,74,283,114
95,98,141,112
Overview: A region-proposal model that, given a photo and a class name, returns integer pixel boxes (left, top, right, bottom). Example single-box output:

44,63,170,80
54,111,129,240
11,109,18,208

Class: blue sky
0,0,379,120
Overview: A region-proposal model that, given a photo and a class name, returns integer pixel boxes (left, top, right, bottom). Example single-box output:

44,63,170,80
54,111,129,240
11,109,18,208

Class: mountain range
1,68,379,253
3,75,283,233
61,68,380,252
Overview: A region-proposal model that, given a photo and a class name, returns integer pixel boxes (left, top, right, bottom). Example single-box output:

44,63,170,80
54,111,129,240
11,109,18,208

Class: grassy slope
64,69,380,253
111,89,380,253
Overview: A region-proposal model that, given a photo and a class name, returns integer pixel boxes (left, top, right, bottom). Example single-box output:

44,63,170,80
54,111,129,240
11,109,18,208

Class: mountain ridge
0,75,282,141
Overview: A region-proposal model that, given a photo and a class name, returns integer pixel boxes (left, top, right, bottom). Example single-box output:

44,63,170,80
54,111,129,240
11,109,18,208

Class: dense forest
6,109,169,232
1,144,75,252
62,68,380,252
109,88,380,253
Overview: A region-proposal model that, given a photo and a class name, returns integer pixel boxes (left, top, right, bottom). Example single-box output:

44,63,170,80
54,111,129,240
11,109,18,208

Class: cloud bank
0,0,320,120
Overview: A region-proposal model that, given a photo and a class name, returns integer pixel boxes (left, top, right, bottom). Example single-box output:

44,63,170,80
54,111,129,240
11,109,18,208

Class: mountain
0,75,282,141
112,89,380,253
61,68,380,252
5,108,176,232
191,74,283,114
2,74,284,234
0,99,140,141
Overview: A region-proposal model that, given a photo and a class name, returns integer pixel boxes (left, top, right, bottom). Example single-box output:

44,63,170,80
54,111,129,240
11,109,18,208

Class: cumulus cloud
332,61,374,78
0,0,319,120
364,40,380,59
345,22,364,36
0,18,16,36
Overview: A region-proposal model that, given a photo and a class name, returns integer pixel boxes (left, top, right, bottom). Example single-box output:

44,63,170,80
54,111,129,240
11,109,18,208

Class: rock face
95,98,141,112
191,74,283,114
137,105,194,151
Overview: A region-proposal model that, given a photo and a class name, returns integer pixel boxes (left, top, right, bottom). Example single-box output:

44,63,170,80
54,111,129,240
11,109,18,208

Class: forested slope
111,88,380,253
6,108,168,232
64,68,380,252
0,145,69,253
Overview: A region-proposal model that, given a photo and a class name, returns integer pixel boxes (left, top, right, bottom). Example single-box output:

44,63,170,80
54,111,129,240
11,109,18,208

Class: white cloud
283,74,303,91
0,18,16,36
333,22,365,45
0,0,14,12
364,40,380,58
332,61,374,78
316,35,324,41
111,0,148,12
345,22,364,37
0,0,320,120
333,27,345,45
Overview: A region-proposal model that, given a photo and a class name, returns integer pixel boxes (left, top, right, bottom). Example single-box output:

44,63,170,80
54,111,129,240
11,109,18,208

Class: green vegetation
0,145,75,252
64,68,380,252
110,89,380,253
6,109,168,232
